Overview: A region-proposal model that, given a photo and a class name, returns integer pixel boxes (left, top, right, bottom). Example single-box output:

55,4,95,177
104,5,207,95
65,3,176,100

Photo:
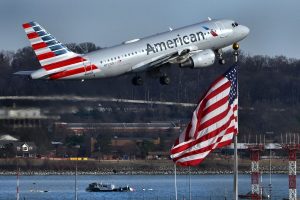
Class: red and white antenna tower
282,133,300,200
248,140,264,200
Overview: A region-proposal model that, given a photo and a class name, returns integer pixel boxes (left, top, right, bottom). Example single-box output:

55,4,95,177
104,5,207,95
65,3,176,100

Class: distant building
14,142,37,158
111,137,160,147
0,134,38,158
0,134,19,157
0,134,18,142
109,137,160,159
0,107,59,128
0,134,18,149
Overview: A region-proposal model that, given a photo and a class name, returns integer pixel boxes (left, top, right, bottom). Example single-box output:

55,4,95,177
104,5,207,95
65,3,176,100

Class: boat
86,182,133,192
239,191,270,199
29,182,49,193
29,189,49,193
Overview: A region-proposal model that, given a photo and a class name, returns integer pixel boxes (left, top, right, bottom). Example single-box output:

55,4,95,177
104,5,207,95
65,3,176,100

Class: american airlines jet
15,18,249,85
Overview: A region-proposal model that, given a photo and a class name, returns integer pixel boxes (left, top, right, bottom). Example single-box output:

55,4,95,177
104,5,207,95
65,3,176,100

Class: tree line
1,43,300,137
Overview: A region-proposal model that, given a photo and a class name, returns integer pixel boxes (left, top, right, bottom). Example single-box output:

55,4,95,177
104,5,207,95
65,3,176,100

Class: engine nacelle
180,49,215,68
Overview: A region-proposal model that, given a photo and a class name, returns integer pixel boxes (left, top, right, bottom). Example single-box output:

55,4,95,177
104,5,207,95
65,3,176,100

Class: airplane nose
240,25,250,38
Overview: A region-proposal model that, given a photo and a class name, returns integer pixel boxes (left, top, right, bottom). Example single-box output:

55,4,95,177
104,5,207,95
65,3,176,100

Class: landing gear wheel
160,75,170,85
132,76,143,86
219,59,226,65
216,49,225,65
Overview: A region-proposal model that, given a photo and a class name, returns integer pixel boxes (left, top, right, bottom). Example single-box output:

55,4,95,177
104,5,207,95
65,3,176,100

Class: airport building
0,107,60,128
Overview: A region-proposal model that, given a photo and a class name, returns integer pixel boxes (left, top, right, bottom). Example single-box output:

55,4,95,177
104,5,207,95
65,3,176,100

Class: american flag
170,65,238,166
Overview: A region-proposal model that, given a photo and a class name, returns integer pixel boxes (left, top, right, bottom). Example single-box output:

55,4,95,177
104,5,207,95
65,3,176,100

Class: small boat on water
29,189,49,193
86,182,133,192
239,191,270,199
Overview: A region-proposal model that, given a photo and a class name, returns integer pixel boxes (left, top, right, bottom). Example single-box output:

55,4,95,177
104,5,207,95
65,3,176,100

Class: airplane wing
131,48,198,72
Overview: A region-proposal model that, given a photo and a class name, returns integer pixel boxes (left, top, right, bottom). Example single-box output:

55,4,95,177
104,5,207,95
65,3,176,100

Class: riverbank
0,157,291,175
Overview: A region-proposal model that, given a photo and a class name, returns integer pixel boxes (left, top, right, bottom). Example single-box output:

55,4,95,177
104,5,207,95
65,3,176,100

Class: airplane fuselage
82,19,248,79
20,19,249,81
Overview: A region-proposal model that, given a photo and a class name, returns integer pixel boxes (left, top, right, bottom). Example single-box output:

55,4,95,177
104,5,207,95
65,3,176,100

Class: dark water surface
0,174,292,199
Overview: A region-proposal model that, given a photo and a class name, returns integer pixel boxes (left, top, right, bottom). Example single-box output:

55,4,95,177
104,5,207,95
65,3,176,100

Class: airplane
15,18,249,85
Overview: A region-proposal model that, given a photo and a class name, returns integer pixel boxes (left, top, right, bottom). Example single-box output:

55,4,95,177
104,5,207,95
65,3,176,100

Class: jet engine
180,49,215,68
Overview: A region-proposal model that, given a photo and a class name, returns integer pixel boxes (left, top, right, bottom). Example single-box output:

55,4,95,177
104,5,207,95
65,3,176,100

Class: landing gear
132,76,143,86
219,59,226,65
160,75,170,85
216,49,226,65
132,73,171,86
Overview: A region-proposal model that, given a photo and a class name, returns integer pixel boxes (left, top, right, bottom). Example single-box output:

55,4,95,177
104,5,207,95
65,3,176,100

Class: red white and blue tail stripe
22,22,80,67
22,22,97,79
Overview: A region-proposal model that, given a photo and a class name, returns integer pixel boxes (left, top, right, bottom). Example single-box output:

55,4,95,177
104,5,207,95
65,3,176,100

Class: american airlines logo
146,31,205,55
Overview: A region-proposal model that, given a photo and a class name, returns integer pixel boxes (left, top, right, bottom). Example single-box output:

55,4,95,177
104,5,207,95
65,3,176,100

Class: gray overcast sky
0,0,299,58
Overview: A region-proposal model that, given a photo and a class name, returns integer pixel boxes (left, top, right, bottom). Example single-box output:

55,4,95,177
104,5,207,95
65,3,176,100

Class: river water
0,174,293,200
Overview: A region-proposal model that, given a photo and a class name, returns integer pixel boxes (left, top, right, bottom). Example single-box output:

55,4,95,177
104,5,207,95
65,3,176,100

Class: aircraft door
215,22,228,38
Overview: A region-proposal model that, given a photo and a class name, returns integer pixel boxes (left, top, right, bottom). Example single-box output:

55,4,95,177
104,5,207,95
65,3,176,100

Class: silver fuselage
28,19,249,80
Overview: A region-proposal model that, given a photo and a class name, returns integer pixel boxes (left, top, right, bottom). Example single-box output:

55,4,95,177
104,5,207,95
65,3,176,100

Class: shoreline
0,158,290,176
0,170,289,176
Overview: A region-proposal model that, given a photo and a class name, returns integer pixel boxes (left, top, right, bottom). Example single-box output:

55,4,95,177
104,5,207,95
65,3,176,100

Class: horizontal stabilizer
14,71,34,75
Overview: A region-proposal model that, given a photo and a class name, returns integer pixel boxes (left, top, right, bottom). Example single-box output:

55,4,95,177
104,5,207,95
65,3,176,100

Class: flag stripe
186,81,230,139
172,100,237,156
171,111,234,155
170,65,238,166
197,96,229,126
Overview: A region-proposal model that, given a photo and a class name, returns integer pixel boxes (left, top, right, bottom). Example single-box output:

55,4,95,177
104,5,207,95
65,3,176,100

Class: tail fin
22,22,85,71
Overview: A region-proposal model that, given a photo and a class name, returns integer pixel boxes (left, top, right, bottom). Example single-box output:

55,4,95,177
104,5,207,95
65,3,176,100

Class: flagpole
189,166,191,200
234,134,238,200
233,47,239,200
16,167,19,200
174,164,178,200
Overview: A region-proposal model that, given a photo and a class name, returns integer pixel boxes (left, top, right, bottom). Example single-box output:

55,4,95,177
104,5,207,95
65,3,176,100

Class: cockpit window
232,22,239,28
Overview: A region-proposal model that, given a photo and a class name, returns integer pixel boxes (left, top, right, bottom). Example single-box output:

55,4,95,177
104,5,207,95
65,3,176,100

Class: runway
0,95,197,107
